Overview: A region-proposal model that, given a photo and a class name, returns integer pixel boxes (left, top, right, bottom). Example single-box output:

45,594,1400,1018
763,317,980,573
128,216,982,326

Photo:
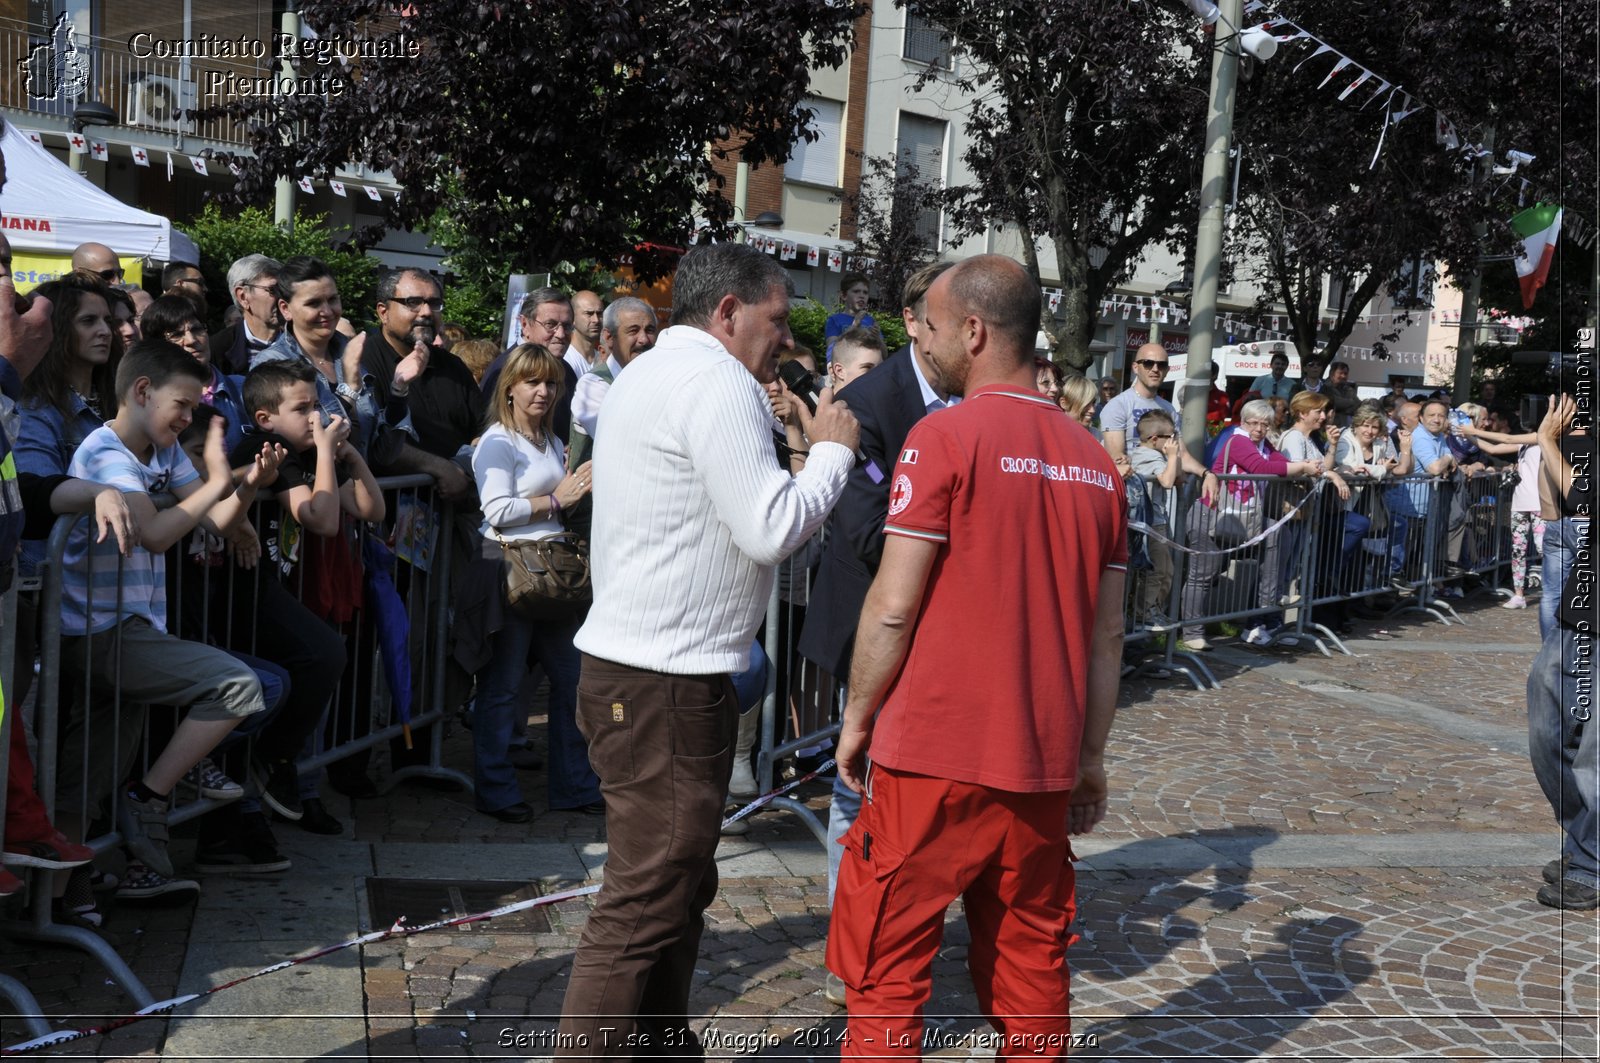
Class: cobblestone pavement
3,592,1597,1060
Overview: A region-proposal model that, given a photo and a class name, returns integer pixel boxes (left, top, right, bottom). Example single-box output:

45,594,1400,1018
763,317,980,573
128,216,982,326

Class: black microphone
778,359,872,469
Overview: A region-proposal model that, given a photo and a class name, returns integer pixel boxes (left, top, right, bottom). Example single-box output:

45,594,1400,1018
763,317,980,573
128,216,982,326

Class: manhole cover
366,877,551,933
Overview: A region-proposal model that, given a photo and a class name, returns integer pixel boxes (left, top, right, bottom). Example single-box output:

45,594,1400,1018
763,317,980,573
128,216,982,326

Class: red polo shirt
870,385,1128,793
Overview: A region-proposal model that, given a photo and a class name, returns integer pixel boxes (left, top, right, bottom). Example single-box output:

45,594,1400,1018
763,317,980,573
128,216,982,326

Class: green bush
790,299,908,359
178,206,379,331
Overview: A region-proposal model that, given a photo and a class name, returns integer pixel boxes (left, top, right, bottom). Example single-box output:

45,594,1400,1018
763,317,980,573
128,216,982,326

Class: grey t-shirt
1129,444,1176,527
1101,387,1180,450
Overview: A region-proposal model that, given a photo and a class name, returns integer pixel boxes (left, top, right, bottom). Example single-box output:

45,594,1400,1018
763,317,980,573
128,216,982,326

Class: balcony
0,16,264,148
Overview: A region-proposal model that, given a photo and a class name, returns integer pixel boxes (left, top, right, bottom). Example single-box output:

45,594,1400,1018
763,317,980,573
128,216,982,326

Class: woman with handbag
1179,399,1321,650
472,344,601,822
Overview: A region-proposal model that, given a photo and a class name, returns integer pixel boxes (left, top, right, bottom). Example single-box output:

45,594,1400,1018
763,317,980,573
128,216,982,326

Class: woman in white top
1278,391,1363,632
1458,414,1543,609
471,344,599,821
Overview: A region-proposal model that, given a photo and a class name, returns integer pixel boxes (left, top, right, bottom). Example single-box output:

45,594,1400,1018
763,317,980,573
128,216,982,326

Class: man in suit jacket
208,254,282,374
795,261,957,1004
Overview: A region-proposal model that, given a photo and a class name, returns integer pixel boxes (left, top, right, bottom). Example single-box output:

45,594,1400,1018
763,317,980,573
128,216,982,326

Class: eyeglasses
1134,359,1170,371
388,296,444,311
243,282,276,295
165,323,206,340
533,319,572,334
94,267,124,282
1242,418,1271,427
1144,433,1173,441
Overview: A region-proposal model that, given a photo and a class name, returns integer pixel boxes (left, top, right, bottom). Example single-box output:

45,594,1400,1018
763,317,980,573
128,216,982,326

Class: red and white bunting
329,180,347,197
365,185,383,201
297,176,314,194
66,132,86,153
826,250,842,271
131,145,149,167
780,241,797,261
88,139,108,162
805,247,820,267
24,130,43,146
190,155,209,176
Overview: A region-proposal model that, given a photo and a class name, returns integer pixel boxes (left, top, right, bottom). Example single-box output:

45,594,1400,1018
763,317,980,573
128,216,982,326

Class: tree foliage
1227,0,1593,368
906,0,1209,371
835,152,943,314
177,205,378,330
209,1,863,281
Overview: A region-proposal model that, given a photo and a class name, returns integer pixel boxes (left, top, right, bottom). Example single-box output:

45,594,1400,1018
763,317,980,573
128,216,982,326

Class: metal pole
1179,0,1242,461
1452,128,1494,401
273,3,300,230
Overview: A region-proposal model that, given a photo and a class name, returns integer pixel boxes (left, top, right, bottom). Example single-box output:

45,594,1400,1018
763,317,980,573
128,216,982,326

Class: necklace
517,425,548,452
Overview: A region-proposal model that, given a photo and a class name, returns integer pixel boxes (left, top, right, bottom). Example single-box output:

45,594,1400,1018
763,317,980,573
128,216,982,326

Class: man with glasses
210,254,283,374
1102,343,1217,496
69,241,124,285
478,287,581,443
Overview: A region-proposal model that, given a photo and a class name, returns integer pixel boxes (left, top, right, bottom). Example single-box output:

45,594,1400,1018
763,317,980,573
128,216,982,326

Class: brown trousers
557,654,736,1060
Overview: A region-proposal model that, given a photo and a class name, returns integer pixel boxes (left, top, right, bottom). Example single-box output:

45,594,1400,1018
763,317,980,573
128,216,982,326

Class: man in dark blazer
795,260,958,1003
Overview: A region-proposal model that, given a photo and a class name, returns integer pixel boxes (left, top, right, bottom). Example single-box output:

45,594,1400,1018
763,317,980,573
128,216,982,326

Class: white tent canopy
0,122,199,263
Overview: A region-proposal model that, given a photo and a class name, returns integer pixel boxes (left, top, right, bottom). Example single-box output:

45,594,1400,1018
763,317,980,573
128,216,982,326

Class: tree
212,1,863,280
178,205,378,330
835,152,944,313
902,0,1210,371
1227,0,1593,370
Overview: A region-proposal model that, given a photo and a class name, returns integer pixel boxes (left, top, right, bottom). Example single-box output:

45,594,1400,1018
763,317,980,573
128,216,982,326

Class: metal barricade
1458,469,1512,595
3,475,462,1007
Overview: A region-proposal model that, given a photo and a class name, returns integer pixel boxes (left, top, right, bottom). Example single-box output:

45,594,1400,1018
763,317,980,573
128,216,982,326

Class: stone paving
2,591,1597,1060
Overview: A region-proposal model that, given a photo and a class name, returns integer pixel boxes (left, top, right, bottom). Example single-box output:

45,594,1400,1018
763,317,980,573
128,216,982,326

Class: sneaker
825,972,848,1007
1537,877,1600,910
0,867,23,896
89,869,120,893
115,791,173,878
250,757,304,821
1243,625,1277,647
1544,855,1570,885
54,866,102,927
1439,586,1464,599
1502,595,1528,610
3,828,95,869
181,758,244,801
1179,636,1211,652
727,757,758,798
1389,575,1414,595
297,797,344,836
195,821,291,875
116,862,200,902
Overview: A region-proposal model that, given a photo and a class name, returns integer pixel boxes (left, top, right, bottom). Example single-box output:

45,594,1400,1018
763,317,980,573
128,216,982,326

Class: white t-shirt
473,422,569,542
1511,444,1543,514
63,425,200,636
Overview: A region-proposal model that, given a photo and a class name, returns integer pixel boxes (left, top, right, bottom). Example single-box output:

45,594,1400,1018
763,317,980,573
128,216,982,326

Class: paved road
3,594,1596,1060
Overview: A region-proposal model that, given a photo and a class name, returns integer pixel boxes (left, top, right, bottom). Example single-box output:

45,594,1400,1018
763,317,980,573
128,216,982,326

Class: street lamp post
1179,0,1274,459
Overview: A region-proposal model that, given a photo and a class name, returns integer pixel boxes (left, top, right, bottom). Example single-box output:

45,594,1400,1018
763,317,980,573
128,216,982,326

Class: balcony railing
0,16,265,148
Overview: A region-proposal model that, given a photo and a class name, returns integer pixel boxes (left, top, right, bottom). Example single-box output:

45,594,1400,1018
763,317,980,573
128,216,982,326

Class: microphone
778,360,873,470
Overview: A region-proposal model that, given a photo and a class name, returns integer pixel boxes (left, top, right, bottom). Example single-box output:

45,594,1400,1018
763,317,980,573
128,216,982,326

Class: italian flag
1511,203,1562,309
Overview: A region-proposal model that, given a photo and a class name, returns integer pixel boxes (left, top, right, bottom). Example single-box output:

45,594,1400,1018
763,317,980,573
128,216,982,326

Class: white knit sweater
573,325,852,674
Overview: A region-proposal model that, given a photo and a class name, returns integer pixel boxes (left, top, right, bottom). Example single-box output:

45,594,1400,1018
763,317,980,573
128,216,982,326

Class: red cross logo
68,134,84,150
888,473,913,517
133,148,146,163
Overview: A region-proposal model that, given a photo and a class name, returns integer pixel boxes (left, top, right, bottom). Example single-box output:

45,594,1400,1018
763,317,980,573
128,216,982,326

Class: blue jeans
473,613,598,812
1526,628,1599,889
1541,518,1589,640
826,770,861,907
1384,486,1426,577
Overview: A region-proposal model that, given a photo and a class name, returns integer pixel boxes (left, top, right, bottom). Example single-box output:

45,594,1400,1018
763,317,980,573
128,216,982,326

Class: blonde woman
471,344,600,821
1059,374,1099,435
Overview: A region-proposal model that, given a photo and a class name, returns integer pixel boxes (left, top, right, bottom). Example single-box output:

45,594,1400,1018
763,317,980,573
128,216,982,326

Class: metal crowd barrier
0,475,462,1009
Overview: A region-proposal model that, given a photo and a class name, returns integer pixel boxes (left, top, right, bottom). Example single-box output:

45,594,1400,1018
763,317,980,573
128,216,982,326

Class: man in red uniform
829,254,1128,1059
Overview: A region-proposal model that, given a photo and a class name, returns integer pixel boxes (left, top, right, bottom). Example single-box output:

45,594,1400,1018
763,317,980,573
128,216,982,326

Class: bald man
564,289,605,377
1102,341,1216,493
828,254,1128,1056
70,241,123,285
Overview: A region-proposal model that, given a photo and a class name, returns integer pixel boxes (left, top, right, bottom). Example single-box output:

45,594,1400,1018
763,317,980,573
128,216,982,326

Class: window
896,112,947,248
785,97,844,187
1393,256,1434,309
1326,275,1366,315
903,8,952,69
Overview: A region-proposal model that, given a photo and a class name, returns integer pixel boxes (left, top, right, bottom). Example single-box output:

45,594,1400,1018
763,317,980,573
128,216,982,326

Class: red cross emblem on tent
67,134,85,152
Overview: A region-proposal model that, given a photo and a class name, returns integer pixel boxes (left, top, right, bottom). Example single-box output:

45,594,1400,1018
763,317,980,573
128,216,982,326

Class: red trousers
827,765,1078,1061
5,689,54,842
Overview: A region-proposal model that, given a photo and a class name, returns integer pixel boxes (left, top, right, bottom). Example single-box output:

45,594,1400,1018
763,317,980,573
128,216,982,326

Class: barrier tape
1131,478,1328,556
1,760,837,1056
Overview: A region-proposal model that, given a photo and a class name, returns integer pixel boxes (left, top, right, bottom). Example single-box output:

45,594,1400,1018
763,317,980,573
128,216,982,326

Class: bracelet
549,493,562,516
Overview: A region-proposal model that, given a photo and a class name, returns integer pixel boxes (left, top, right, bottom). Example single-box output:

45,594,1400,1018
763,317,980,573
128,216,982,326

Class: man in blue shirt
1251,351,1300,402
1384,398,1465,590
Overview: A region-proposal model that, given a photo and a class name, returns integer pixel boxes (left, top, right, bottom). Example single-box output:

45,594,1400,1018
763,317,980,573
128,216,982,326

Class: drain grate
366,877,551,933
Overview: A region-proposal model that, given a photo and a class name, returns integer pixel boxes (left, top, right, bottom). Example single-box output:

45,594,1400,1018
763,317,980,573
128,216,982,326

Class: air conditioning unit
126,75,196,132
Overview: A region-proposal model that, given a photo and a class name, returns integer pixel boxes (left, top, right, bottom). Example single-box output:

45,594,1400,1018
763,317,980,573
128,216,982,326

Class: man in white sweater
557,242,860,1057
